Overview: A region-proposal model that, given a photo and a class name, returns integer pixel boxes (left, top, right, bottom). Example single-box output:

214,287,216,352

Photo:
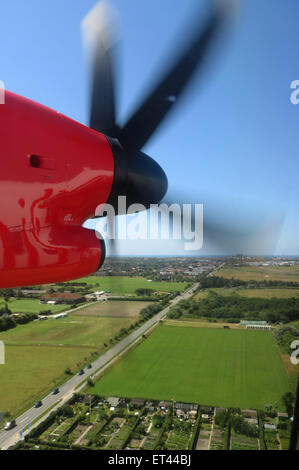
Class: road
0,283,198,450
207,262,225,277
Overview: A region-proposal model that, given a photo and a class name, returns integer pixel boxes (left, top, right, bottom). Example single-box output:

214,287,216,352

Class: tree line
215,410,258,438
0,312,37,332
198,275,299,289
168,291,299,323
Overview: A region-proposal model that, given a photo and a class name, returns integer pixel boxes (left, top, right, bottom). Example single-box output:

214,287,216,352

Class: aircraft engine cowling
0,225,105,288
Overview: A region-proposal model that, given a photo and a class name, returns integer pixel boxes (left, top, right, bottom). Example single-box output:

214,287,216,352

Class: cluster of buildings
158,260,217,279
40,291,107,305
103,397,199,422
158,401,198,420
240,320,272,330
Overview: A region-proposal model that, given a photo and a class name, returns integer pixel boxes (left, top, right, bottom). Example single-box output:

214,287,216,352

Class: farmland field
164,319,243,329
0,345,89,417
195,288,299,300
0,298,67,314
217,265,299,282
0,314,136,416
63,276,187,294
90,326,290,410
0,315,135,347
73,300,151,318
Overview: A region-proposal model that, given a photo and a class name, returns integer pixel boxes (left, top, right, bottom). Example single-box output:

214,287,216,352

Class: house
145,401,155,411
85,291,107,301
107,397,121,408
201,406,214,415
130,398,145,408
159,401,172,410
278,412,289,421
214,407,227,416
246,418,258,426
82,395,96,405
264,423,276,430
246,324,272,330
241,409,258,420
188,410,198,420
240,320,272,330
174,402,198,412
21,289,46,296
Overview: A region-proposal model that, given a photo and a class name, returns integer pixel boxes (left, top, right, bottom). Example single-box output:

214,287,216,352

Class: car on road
34,400,42,408
86,364,92,369
78,369,84,376
4,419,16,431
51,388,59,395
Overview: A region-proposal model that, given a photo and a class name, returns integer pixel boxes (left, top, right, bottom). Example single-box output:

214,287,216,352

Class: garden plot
166,428,190,450
196,422,212,450
106,420,131,450
209,425,225,450
230,429,259,450
264,428,280,450
67,423,91,445
40,419,73,442
141,423,160,450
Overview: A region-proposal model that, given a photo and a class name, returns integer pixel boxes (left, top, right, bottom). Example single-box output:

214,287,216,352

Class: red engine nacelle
0,91,114,287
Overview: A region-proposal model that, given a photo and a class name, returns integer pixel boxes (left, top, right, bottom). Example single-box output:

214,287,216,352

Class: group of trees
199,276,247,289
215,410,258,438
153,414,164,428
131,422,147,440
173,419,192,434
103,312,159,346
0,312,37,332
281,392,296,417
168,291,299,324
39,309,52,316
0,303,11,315
0,288,16,299
54,284,94,294
135,288,154,296
139,299,168,322
274,326,299,354
0,287,43,300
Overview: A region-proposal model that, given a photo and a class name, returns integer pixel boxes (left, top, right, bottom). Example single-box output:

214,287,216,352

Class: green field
195,288,299,300
90,326,290,410
0,312,137,416
0,298,67,314
164,319,243,329
0,345,88,417
73,300,151,318
63,276,187,294
0,314,136,348
217,265,299,282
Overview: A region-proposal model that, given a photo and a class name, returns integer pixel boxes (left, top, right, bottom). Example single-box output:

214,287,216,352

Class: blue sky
1,0,299,255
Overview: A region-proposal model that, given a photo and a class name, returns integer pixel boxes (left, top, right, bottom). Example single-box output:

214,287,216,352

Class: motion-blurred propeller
82,1,283,257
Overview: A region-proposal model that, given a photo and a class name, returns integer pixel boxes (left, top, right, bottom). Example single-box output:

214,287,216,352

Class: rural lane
0,283,198,450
